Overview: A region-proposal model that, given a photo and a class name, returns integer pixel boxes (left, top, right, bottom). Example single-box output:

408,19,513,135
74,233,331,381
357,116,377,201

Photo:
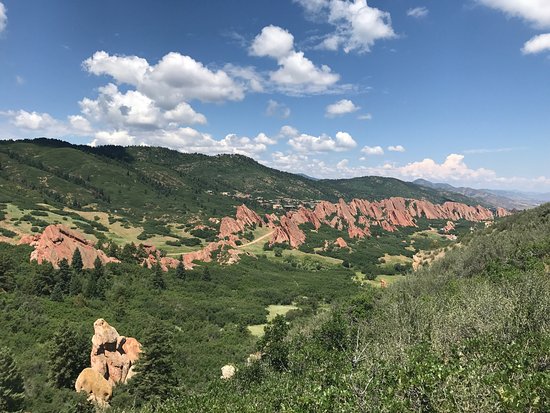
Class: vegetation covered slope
126,203,550,412
0,139,481,224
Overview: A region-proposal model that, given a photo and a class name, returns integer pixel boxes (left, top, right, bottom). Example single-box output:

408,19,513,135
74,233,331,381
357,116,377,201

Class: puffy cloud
1,110,91,137
477,0,550,28
253,132,277,145
407,7,429,18
250,25,295,59
90,127,270,157
164,102,207,125
84,51,245,105
250,25,341,94
388,145,405,152
0,2,6,33
79,83,206,131
266,99,291,118
288,129,357,152
325,99,359,117
294,0,396,53
361,145,384,155
10,110,58,130
522,33,550,54
279,125,299,138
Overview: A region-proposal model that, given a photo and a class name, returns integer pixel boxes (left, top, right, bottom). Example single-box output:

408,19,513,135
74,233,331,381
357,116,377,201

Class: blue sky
0,0,549,191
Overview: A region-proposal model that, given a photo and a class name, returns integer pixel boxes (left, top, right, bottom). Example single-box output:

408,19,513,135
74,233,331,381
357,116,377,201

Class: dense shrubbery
0,241,357,412
120,204,550,412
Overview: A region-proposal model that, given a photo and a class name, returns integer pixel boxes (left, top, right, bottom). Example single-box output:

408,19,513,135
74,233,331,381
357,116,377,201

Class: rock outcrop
89,319,141,386
75,368,112,408
18,224,119,269
219,204,263,238
267,197,503,248
76,319,141,407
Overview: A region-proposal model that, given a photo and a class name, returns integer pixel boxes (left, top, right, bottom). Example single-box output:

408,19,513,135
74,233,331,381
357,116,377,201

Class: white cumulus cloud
250,25,341,94
361,145,384,155
288,129,357,152
294,0,396,53
325,99,359,117
388,145,405,152
522,33,550,54
477,0,550,28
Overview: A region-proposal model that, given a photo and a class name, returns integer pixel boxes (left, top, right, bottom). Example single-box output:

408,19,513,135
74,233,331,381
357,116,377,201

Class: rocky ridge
18,225,119,269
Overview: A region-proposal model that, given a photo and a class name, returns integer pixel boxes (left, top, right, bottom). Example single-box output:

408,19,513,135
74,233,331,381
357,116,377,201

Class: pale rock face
18,224,119,269
89,319,142,386
75,368,113,408
334,237,348,248
76,319,142,407
221,364,236,380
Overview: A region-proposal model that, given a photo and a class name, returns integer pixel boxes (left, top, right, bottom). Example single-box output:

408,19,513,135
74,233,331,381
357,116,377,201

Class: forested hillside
0,138,481,224
116,203,549,412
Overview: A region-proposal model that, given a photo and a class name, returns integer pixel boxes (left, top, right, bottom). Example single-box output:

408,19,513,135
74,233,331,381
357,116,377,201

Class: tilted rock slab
19,224,119,269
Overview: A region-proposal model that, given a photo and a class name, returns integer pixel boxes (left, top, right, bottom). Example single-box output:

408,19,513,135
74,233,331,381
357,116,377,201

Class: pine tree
202,266,211,282
128,325,178,405
69,272,82,296
33,262,56,296
175,257,186,280
84,257,105,299
57,258,71,294
152,263,166,290
71,248,83,273
50,282,64,302
0,346,25,412
48,327,89,389
0,252,14,292
259,314,290,371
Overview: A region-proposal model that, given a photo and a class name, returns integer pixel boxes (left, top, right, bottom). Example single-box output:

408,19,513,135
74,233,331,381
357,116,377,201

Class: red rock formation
182,240,243,269
219,217,245,239
235,204,263,227
443,221,456,233
269,216,306,248
496,207,511,218
18,225,119,269
334,237,348,248
89,319,141,386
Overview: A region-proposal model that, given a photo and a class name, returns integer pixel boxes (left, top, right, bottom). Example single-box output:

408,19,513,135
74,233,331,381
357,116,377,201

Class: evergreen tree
128,325,178,405
202,266,211,282
0,252,14,292
68,272,82,296
0,346,25,412
259,315,290,371
175,257,186,280
71,248,83,274
33,262,56,296
48,327,89,389
57,259,71,295
152,263,166,290
50,282,64,302
84,257,105,299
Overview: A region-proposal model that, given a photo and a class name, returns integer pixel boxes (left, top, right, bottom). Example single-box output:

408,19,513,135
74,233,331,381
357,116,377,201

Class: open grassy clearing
247,304,299,337
354,272,406,288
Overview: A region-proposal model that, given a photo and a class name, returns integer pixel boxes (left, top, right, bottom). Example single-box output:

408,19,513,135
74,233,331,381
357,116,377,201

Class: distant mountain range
413,179,549,210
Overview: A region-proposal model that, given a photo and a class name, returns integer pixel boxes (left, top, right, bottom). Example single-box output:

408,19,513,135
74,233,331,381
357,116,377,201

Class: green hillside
123,203,550,412
0,138,482,228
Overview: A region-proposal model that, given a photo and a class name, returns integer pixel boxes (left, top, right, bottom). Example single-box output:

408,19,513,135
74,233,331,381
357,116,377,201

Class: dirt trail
237,231,274,248
166,230,274,256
